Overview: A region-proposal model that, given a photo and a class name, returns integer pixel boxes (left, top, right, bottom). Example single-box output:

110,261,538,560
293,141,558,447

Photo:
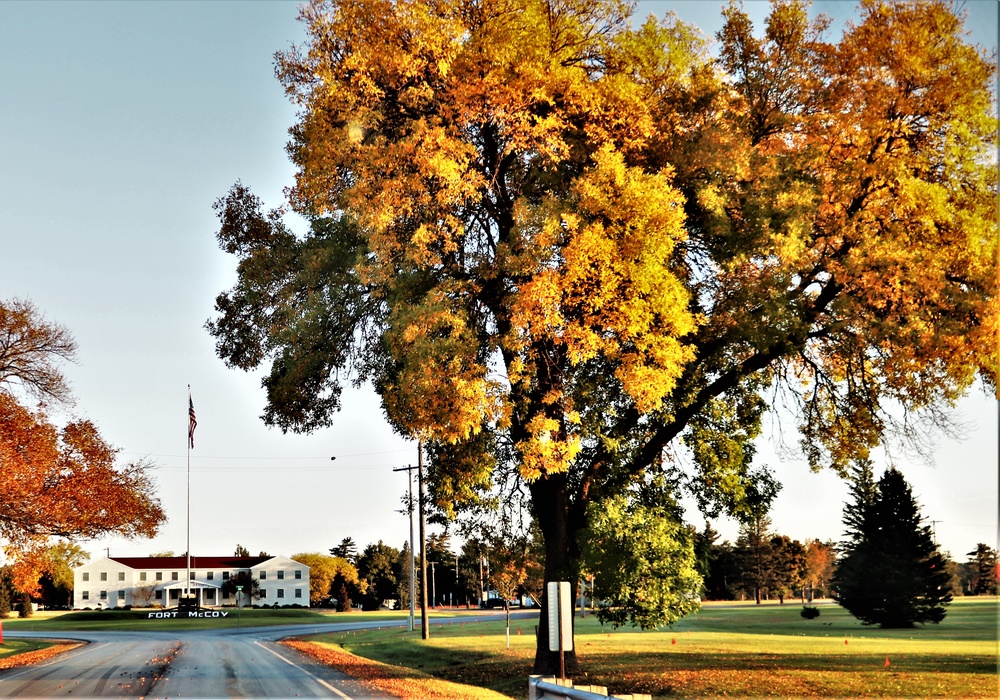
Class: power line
124,447,412,461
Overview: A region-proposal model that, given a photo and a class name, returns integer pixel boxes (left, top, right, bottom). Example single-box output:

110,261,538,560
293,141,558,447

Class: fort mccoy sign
147,610,231,619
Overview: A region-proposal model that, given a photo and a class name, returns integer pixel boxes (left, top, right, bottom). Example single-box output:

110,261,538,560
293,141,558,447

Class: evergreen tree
965,544,998,595
733,467,781,604
0,568,13,618
834,465,952,627
16,592,33,618
330,537,358,564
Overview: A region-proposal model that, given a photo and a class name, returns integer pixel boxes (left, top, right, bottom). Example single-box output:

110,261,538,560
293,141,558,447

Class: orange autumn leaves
0,397,164,547
0,299,164,592
279,0,704,480
227,0,995,518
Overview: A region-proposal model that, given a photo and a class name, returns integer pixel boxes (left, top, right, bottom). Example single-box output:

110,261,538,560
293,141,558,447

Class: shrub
17,593,34,618
800,606,820,619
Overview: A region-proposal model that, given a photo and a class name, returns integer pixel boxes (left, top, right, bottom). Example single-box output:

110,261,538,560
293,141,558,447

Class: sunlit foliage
209,0,997,672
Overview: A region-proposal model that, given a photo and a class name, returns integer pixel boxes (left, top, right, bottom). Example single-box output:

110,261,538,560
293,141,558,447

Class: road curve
0,624,404,698
0,612,533,698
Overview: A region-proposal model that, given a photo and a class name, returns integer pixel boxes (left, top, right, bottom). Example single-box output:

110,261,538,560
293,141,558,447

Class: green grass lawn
304,597,1000,698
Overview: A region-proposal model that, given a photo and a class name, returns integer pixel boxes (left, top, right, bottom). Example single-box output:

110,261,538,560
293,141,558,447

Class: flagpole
186,385,192,603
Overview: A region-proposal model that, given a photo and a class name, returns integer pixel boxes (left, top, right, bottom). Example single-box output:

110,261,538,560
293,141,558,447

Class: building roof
108,556,273,570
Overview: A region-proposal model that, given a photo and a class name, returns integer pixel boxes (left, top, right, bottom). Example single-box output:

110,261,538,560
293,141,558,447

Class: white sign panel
546,581,573,652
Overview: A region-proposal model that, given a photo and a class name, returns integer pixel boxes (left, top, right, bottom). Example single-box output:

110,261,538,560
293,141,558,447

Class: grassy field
299,597,999,698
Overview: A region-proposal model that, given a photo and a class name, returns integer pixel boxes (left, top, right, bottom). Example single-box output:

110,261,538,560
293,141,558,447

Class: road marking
253,640,353,699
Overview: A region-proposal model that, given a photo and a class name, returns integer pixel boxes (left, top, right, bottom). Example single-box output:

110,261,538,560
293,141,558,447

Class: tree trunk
505,602,511,649
530,473,584,676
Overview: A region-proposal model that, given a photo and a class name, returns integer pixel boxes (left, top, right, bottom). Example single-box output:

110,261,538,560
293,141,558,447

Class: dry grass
0,642,83,670
282,638,517,700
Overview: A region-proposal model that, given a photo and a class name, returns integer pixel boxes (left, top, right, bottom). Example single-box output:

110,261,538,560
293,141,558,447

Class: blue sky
1,1,996,565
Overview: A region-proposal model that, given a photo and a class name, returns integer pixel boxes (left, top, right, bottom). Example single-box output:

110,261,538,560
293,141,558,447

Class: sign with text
546,581,573,652
147,610,231,619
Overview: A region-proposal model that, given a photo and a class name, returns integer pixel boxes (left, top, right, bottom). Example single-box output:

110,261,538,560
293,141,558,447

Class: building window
277,589,285,598
190,572,196,580
140,572,147,581
156,572,163,581
205,589,215,600
294,570,302,580
172,572,179,581
260,571,267,580
259,590,267,598
170,589,179,600
82,591,90,601
223,571,230,580
294,589,302,598
100,591,108,600
100,572,108,581
118,590,125,600
83,573,90,582
207,571,214,580
155,590,163,600
118,572,126,581
277,570,284,580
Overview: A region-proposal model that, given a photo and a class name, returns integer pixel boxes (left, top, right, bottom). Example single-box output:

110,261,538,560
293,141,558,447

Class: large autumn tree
207,0,997,673
0,298,165,593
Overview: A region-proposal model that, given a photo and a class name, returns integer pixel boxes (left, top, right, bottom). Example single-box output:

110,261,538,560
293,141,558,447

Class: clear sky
1,1,996,566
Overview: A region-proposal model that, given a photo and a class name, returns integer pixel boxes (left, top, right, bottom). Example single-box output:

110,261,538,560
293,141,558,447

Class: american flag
188,395,197,448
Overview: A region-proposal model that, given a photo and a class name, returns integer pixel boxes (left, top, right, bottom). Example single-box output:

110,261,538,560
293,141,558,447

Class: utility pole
929,520,942,546
392,463,417,633
418,443,429,639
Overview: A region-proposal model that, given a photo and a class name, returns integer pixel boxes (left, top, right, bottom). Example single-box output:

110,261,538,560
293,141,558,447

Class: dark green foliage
334,580,353,612
0,568,13,618
355,540,402,611
834,463,952,628
965,544,998,595
206,184,377,434
220,570,260,604
330,537,358,564
800,606,820,619
17,592,33,618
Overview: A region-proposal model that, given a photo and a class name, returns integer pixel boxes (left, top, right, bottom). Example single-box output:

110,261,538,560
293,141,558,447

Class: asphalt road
0,613,535,698
0,621,411,698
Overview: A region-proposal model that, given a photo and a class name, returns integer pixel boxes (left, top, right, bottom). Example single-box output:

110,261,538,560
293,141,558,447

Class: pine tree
965,544,999,595
0,568,12,618
330,537,358,564
834,465,952,627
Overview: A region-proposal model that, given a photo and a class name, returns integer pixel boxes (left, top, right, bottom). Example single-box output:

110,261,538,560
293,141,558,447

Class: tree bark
530,473,583,675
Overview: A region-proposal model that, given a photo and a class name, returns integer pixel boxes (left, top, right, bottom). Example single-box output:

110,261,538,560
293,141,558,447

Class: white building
72,555,310,609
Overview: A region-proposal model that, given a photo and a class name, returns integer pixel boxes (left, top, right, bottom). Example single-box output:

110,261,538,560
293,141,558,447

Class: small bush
17,593,34,618
800,606,820,619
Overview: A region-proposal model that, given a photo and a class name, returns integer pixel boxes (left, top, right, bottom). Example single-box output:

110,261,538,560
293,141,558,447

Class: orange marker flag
884,657,891,667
